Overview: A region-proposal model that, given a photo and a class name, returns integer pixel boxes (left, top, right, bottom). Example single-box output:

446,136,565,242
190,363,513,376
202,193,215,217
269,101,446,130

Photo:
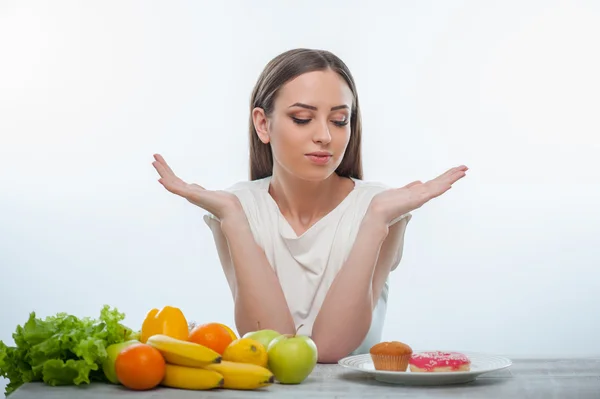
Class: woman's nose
312,122,332,144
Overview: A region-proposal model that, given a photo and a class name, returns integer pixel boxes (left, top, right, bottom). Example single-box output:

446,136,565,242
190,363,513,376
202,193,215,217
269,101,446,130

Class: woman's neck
268,167,354,234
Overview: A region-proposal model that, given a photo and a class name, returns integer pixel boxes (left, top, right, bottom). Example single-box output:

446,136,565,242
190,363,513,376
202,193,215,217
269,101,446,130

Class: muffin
369,341,413,371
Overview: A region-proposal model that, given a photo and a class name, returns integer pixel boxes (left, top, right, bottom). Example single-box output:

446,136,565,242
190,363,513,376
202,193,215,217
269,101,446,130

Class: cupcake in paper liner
369,341,413,371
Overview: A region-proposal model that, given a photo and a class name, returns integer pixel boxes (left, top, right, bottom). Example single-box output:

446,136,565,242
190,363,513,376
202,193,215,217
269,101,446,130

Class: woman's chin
293,168,339,182
274,160,341,182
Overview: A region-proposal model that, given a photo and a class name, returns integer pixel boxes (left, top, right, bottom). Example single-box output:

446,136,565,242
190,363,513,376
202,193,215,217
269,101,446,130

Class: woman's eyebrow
289,102,349,111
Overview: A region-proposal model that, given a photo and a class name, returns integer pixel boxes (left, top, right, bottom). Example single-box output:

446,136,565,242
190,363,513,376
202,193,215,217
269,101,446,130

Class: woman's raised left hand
367,165,468,225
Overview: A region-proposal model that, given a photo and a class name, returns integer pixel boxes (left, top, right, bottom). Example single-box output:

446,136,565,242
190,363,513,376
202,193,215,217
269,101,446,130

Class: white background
1,0,599,393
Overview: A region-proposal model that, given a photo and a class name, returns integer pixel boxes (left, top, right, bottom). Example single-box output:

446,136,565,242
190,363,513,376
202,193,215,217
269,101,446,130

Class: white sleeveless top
204,176,411,355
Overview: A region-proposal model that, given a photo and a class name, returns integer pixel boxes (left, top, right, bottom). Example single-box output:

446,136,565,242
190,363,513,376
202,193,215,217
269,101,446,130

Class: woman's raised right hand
152,154,243,221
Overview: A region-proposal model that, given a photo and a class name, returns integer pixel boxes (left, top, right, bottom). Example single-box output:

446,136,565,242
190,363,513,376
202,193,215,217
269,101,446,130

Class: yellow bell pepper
140,306,189,343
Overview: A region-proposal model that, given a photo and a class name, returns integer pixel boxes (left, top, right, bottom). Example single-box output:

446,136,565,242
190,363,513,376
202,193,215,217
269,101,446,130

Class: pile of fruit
0,304,319,395
107,306,318,391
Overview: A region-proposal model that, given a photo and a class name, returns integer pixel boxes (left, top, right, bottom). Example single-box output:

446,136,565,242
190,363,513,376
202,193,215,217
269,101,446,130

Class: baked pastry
409,351,471,372
369,341,413,371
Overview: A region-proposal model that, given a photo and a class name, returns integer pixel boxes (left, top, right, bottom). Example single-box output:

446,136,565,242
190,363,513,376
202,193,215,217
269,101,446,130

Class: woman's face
253,69,354,182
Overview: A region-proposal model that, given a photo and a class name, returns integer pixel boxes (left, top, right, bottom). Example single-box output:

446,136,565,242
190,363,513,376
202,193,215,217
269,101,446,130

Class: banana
203,360,274,390
146,334,222,367
161,364,224,390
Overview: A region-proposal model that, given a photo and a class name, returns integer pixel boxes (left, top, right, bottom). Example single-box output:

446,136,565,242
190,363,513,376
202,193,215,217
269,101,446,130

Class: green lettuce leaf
0,305,134,396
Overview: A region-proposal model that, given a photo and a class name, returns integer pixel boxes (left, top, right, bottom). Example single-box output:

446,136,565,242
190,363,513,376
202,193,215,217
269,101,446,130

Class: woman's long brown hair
248,48,363,181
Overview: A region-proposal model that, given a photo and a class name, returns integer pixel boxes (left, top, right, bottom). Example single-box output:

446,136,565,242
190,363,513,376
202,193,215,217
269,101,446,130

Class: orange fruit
115,343,165,390
222,338,268,368
188,322,235,355
218,323,238,340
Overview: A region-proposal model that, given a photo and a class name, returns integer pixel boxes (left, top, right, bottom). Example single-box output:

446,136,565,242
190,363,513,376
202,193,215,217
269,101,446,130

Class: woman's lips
305,152,332,165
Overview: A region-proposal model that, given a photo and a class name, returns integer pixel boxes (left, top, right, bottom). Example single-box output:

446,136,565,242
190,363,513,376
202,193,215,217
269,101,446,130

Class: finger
437,165,468,178
446,169,467,184
444,165,467,177
152,160,171,179
424,182,452,199
427,171,466,197
157,175,187,196
430,169,453,183
403,180,422,188
153,154,176,175
448,165,468,173
432,165,468,184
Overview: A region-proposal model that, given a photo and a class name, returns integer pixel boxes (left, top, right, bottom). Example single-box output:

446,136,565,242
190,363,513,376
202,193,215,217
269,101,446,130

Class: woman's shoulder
350,178,412,225
350,177,393,195
222,176,271,194
219,177,273,220
203,177,271,224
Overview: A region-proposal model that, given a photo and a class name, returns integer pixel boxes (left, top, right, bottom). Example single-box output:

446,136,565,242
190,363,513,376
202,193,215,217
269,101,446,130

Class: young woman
152,48,467,363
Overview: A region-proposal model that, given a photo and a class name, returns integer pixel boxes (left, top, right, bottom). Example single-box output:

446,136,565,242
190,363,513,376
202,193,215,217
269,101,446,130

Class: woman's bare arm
208,212,297,336
309,212,393,363
311,166,468,363
371,215,410,306
152,153,296,336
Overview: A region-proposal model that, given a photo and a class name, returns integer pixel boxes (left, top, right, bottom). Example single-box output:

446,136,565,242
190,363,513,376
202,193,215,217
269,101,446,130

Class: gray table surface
9,357,600,399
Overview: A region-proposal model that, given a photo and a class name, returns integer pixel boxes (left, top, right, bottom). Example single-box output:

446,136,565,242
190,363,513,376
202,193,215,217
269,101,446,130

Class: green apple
266,325,318,384
102,340,140,384
243,329,282,351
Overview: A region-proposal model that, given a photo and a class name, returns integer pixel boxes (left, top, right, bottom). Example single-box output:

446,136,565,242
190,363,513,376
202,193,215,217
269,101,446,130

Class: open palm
151,154,241,220
370,165,468,224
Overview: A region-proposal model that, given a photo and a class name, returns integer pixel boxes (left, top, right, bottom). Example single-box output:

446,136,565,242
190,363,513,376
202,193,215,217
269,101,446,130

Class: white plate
338,351,512,386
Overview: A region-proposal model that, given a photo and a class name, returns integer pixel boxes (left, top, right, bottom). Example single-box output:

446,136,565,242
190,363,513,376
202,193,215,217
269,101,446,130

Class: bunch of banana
146,334,274,390
147,334,222,367
204,361,275,390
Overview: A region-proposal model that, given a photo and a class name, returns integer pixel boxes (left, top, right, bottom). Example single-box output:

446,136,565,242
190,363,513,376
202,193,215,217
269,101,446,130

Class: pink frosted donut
409,351,471,372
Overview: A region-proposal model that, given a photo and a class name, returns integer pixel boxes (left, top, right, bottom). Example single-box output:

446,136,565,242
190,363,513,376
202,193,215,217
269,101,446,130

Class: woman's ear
252,107,270,144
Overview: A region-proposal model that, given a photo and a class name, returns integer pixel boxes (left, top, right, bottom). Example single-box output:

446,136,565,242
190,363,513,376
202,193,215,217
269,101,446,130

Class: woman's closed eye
291,117,349,127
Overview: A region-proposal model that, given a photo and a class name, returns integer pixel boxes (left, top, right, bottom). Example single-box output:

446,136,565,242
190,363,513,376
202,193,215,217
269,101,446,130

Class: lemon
222,338,268,368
